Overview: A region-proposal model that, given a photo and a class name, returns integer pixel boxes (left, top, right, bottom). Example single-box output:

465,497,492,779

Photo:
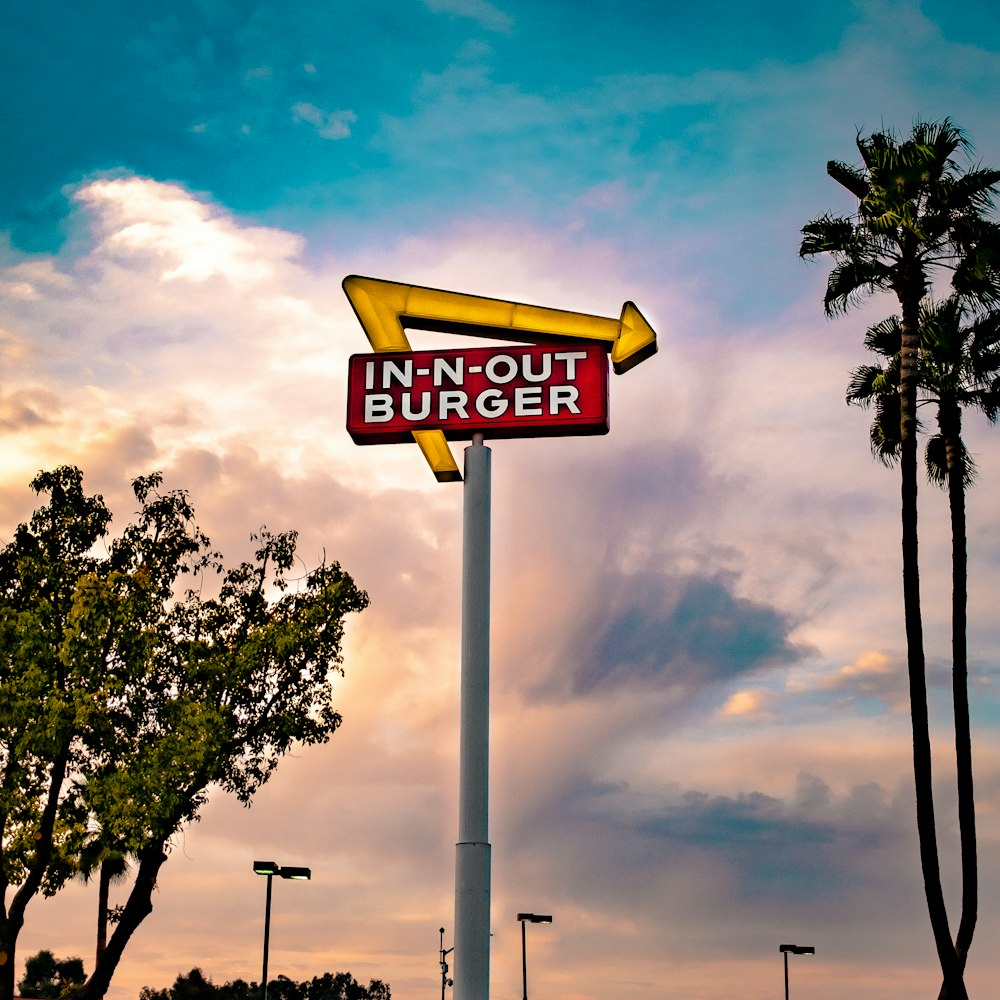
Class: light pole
779,943,814,1000
516,913,552,1000
439,927,454,1000
254,861,312,1000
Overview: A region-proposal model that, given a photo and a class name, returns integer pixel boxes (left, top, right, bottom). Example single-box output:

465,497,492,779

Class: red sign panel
347,342,609,444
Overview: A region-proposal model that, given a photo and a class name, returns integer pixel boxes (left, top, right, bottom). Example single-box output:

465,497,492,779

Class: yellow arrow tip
613,302,658,374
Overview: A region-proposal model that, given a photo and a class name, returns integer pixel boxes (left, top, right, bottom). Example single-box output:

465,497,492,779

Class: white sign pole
454,433,492,1000
343,274,656,1000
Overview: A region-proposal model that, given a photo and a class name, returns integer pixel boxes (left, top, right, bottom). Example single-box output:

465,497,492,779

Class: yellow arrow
342,274,658,482
343,275,657,372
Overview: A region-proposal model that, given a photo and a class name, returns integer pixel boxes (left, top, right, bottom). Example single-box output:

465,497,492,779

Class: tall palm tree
848,299,1000,993
801,119,1000,1000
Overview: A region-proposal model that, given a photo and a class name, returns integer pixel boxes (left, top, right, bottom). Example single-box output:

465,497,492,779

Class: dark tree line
138,968,390,1000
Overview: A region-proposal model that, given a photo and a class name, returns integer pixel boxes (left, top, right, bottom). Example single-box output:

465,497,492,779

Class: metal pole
783,950,789,1000
454,434,492,1000
261,873,273,1000
520,918,528,1000
440,927,453,1000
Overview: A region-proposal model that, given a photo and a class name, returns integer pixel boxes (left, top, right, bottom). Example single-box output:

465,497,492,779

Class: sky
3,1,1000,998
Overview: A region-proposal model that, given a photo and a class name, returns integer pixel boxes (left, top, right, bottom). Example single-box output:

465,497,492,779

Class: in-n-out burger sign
347,342,609,443
341,275,657,479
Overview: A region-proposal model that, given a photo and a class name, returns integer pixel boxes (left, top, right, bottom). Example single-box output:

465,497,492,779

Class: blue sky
3,2,1000,999
8,0,999,314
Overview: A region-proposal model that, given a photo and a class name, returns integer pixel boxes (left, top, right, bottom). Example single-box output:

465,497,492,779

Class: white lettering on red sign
347,343,608,444
363,384,581,423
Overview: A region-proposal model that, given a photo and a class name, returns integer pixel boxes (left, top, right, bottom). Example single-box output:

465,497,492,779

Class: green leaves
0,467,368,992
801,119,1000,318
827,159,869,200
846,298,1000,482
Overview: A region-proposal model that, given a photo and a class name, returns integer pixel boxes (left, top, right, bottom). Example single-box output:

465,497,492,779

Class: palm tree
801,119,1000,1000
76,831,132,980
848,299,1000,992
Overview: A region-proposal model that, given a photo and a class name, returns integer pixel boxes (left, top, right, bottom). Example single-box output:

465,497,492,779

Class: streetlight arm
779,942,815,1000
255,861,312,1000
517,912,553,1000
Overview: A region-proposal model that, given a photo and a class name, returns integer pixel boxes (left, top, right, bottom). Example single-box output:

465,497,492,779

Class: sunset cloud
821,650,910,712
720,689,772,719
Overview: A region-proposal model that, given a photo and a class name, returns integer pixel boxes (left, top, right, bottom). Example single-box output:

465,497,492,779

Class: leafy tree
847,297,1000,989
0,468,368,1000
17,950,85,998
801,119,1000,1000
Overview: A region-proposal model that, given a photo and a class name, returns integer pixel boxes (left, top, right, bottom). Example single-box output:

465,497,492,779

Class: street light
254,861,312,1000
779,944,815,1000
516,913,552,1000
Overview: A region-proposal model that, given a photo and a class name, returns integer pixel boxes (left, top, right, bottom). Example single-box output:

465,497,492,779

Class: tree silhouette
139,969,390,1000
847,297,1000,989
802,118,1000,1000
17,951,86,999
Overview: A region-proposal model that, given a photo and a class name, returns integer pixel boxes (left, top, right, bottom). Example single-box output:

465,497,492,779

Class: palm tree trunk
949,449,978,966
897,274,966,1000
901,435,964,999
937,410,978,1000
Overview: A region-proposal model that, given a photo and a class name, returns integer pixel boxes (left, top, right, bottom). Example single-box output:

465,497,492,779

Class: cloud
561,571,804,697
492,756,923,958
421,0,513,33
2,175,363,478
618,775,907,910
720,688,773,719
75,177,304,283
0,387,57,431
819,649,910,712
291,102,358,140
